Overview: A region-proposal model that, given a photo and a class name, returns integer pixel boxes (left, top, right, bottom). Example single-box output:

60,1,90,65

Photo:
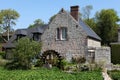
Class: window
56,27,67,40
17,35,26,40
33,33,41,41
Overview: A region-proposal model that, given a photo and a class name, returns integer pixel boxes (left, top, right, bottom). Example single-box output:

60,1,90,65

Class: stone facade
95,47,111,64
41,9,87,61
87,38,101,48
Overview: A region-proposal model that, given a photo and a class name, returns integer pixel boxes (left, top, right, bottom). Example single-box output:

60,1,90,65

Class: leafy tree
11,37,42,69
84,18,97,32
95,9,120,45
28,19,45,28
49,14,57,23
0,9,19,41
82,5,93,20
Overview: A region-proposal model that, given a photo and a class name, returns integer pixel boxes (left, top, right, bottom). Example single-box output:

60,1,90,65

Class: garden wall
111,44,120,64
95,47,111,70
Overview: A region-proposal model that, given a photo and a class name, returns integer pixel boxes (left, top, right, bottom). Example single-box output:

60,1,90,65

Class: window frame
56,27,67,40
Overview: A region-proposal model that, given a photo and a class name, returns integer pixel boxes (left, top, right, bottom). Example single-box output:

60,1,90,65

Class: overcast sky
0,0,120,29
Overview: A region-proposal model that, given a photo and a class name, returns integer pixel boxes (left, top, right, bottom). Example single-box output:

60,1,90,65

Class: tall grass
0,67,103,80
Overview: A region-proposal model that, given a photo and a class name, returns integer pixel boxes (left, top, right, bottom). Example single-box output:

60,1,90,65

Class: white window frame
56,27,67,40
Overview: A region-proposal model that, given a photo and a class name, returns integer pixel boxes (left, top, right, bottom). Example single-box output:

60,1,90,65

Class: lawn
0,67,103,80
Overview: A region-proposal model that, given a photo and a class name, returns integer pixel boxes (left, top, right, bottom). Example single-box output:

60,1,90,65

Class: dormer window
17,34,26,40
56,27,67,40
33,33,41,41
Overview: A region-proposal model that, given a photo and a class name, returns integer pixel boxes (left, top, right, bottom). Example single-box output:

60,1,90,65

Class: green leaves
95,9,119,45
0,67,103,80
13,37,42,69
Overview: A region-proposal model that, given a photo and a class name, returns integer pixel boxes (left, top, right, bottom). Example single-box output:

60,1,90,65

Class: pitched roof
3,25,48,49
79,19,101,41
15,29,27,35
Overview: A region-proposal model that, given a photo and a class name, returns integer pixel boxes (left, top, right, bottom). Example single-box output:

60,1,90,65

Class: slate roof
3,8,101,49
15,29,27,35
3,25,48,49
79,19,101,41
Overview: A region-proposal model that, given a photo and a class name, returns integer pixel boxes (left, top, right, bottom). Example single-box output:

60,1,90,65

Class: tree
49,14,57,23
0,9,19,41
84,18,97,32
10,37,42,69
28,19,45,28
82,5,93,20
95,9,120,45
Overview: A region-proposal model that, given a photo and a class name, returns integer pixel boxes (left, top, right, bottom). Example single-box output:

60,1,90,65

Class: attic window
56,27,67,40
33,33,41,41
17,34,26,40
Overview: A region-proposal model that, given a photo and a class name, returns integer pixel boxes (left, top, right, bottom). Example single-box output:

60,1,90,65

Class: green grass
0,67,103,80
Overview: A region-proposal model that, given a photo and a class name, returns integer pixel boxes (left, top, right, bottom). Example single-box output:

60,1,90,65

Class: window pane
56,28,60,39
33,33,40,41
61,28,67,40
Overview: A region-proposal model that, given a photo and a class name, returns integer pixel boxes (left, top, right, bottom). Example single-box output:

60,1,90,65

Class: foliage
72,56,86,64
49,14,57,23
5,37,42,70
0,9,19,41
84,18,97,32
28,19,45,28
82,5,93,19
111,44,120,64
34,59,44,67
95,9,119,45
108,70,120,80
0,51,5,59
0,67,103,80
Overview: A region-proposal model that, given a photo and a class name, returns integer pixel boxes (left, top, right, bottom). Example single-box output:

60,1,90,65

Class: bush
5,60,32,70
10,37,42,70
72,56,86,64
34,59,43,67
0,51,5,59
80,65,89,71
108,70,120,80
111,44,120,64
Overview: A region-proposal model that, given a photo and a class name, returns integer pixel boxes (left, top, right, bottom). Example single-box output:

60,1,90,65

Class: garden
0,67,103,80
0,37,105,80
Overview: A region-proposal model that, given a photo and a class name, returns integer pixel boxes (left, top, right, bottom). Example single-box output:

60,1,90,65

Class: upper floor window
33,33,41,41
17,35,26,40
56,27,67,40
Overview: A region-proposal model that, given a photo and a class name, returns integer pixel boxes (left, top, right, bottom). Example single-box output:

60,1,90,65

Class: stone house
3,6,111,65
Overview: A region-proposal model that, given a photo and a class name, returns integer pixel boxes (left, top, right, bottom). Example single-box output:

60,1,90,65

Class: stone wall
87,38,101,48
95,47,111,65
41,9,87,61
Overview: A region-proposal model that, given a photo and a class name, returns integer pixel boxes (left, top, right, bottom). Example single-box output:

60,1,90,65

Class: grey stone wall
95,47,111,64
41,9,87,61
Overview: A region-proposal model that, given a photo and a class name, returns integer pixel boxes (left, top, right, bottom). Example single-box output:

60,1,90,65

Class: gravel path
102,69,112,80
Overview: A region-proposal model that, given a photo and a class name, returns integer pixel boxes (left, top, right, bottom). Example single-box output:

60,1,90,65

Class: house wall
95,47,111,65
41,10,87,61
87,38,101,48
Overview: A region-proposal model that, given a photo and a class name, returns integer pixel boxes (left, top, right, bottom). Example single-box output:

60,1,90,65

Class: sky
0,0,120,30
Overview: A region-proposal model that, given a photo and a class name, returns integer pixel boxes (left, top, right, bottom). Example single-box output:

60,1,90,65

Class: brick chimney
70,5,79,21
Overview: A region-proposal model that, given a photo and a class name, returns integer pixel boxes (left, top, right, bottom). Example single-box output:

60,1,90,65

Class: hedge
111,44,120,64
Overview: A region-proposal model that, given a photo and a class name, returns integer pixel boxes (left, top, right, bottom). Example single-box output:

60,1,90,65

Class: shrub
111,44,120,64
72,56,86,64
0,51,5,59
34,59,44,67
80,64,89,71
5,37,42,70
108,70,120,80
